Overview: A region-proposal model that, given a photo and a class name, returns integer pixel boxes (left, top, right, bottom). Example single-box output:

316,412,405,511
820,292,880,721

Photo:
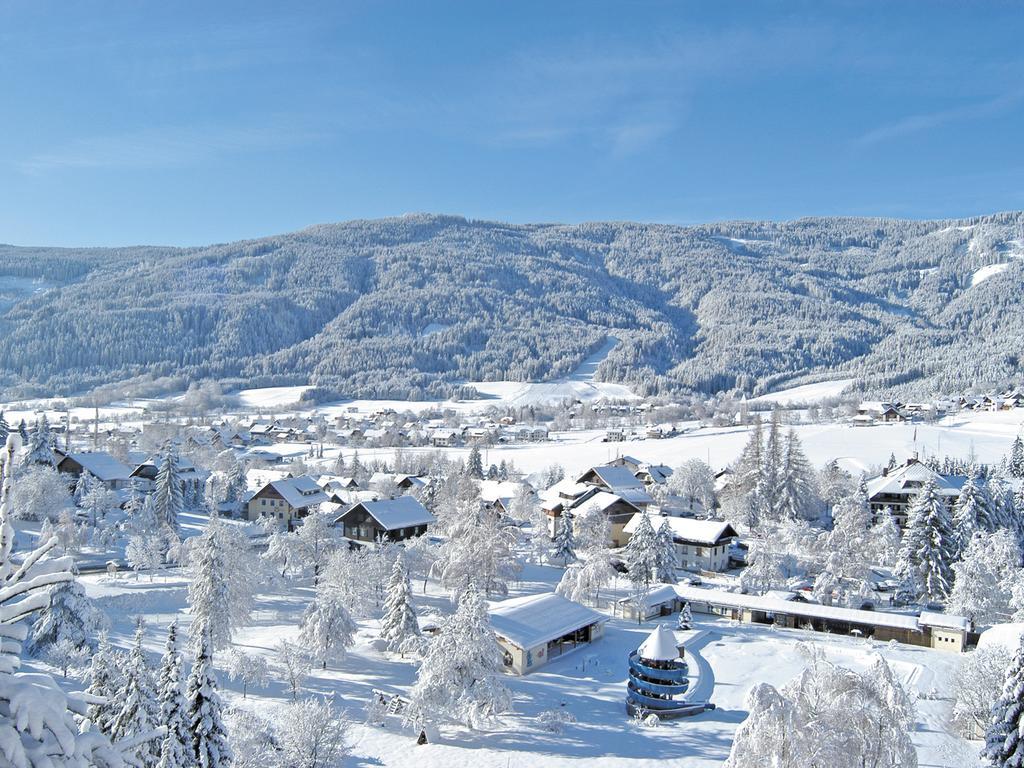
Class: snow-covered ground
970,262,1010,287
750,378,856,405
65,558,975,767
235,386,313,409
290,408,1024,483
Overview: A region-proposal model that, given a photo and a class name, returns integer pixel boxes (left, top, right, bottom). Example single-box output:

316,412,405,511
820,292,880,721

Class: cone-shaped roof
637,624,681,661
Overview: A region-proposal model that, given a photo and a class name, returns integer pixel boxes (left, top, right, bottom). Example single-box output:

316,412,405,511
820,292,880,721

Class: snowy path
679,629,717,705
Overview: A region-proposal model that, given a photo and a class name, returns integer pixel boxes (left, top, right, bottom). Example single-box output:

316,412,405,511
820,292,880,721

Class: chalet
577,465,645,492
674,584,971,653
317,475,360,494
479,480,528,516
55,452,132,491
488,592,607,675
429,429,459,448
857,401,905,423
246,475,330,524
334,495,436,544
130,454,207,497
864,457,965,527
623,514,739,572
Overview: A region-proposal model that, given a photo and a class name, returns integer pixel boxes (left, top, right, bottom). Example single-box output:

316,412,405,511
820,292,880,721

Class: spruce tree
552,513,576,566
624,513,659,616
380,556,422,655
26,578,107,657
466,446,484,480
154,443,184,532
156,621,191,768
23,415,55,466
187,625,233,768
777,429,818,521
85,631,122,734
655,517,678,583
1010,435,1024,480
983,633,1024,767
0,412,8,443
896,478,955,603
952,470,986,558
110,622,161,768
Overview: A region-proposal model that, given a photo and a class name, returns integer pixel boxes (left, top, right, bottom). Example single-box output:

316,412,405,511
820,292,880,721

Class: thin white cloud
856,89,1024,146
18,122,317,174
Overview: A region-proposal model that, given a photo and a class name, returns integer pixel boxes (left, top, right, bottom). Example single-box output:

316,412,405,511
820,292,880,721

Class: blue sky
2,1,1023,246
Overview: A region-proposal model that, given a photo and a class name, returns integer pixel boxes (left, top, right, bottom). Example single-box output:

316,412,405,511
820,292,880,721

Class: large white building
623,513,738,572
864,457,965,526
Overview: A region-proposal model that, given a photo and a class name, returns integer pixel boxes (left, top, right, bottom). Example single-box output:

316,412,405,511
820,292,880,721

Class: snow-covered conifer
153,443,184,532
407,585,511,730
187,517,256,652
624,513,658,594
895,478,955,603
466,446,484,480
655,517,678,583
26,578,108,657
776,429,819,522
110,622,161,768
156,621,191,768
23,414,55,467
552,513,576,566
948,531,1021,624
187,625,233,768
380,556,422,655
1009,435,1024,480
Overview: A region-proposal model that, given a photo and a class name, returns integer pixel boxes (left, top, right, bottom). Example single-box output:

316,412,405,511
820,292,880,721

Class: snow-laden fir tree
870,508,902,567
555,504,616,605
109,622,161,768
86,630,123,735
733,416,764,528
0,411,8,443
187,517,256,653
655,517,678,583
624,513,659,595
26,577,108,657
776,429,819,522
755,411,784,522
187,623,233,768
984,632,1024,767
552,512,576,566
0,436,156,767
156,621,192,768
298,583,357,669
407,584,511,730
894,477,955,603
1010,435,1024,480
73,470,96,505
22,414,55,467
466,446,484,480
677,601,693,630
153,442,184,532
379,555,422,655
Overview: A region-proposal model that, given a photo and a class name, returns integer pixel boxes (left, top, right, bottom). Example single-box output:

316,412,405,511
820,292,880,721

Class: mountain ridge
0,211,1021,402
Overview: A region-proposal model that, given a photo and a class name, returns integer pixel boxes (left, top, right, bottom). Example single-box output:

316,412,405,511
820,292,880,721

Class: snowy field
54,559,976,768
749,378,856,405
289,408,1024,482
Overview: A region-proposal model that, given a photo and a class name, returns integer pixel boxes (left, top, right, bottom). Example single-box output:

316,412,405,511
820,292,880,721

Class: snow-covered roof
63,452,131,482
623,514,738,545
337,495,436,531
265,476,331,509
579,465,645,490
865,460,964,500
919,611,972,632
542,478,590,501
479,480,524,506
571,490,638,514
488,592,607,649
637,625,681,662
674,585,970,635
616,583,678,609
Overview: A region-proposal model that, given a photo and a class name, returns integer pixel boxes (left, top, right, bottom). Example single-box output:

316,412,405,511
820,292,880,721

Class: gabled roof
335,495,436,531
570,490,640,515
623,513,738,545
488,592,607,649
865,460,965,499
61,452,131,482
262,475,330,509
577,465,645,490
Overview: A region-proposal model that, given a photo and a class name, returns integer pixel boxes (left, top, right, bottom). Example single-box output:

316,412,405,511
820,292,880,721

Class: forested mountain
0,212,1021,402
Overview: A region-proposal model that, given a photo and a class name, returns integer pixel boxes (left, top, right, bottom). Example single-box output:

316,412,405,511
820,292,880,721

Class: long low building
673,585,971,652
488,592,608,674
